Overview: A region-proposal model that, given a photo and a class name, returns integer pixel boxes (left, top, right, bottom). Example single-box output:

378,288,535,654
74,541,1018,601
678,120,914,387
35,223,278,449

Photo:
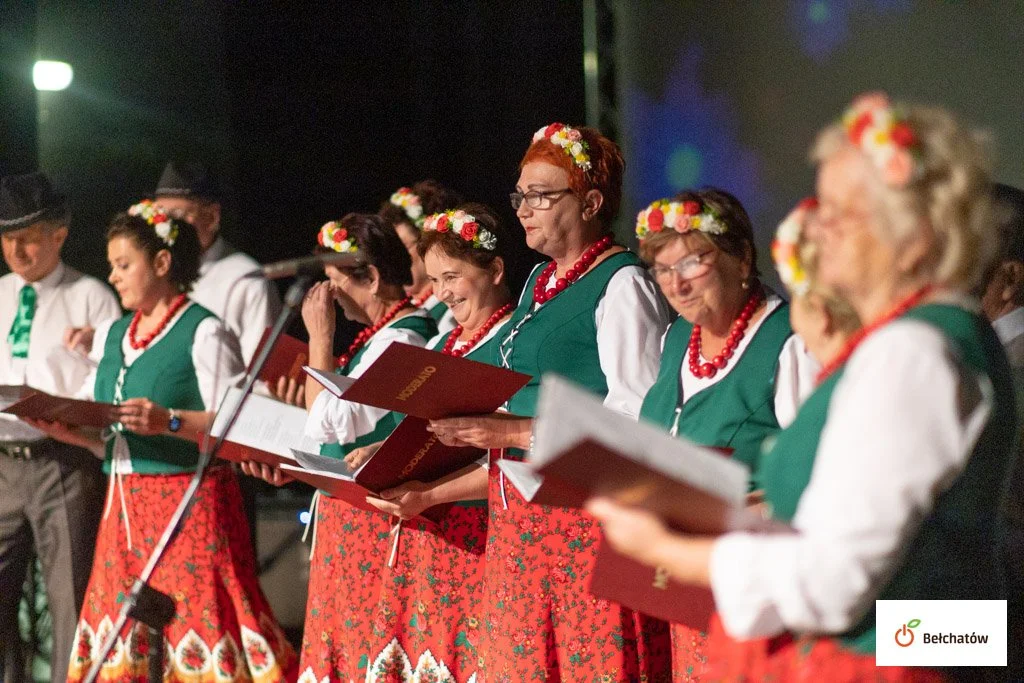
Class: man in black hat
0,172,121,682
150,161,281,365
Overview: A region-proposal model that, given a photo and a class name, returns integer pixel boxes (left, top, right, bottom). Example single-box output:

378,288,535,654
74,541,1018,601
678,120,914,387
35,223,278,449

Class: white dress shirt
78,302,246,412
708,316,993,638
305,310,434,446
532,263,672,419
190,237,282,365
678,293,820,428
0,263,121,441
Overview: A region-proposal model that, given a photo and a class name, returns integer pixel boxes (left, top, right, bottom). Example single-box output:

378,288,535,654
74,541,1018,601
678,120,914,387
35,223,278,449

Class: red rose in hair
682,201,701,216
890,122,916,148
647,208,664,231
317,230,326,247
848,111,873,146
436,214,450,233
544,123,564,138
333,229,345,243
461,221,478,240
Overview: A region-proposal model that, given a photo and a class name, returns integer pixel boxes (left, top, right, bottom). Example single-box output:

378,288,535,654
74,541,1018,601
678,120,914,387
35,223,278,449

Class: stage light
33,60,73,91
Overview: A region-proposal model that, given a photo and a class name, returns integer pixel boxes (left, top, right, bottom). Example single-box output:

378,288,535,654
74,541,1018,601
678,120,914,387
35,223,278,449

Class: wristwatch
168,409,182,433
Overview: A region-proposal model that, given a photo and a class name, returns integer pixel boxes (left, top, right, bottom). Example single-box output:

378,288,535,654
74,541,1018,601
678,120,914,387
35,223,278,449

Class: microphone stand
84,274,314,683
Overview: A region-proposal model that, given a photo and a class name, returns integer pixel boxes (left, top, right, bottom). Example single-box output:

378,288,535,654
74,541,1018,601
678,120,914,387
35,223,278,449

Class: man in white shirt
0,172,121,683
151,161,282,365
980,182,1024,678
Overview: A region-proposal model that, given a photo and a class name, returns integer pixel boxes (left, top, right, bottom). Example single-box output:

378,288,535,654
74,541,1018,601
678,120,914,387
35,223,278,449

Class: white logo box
875,599,1007,667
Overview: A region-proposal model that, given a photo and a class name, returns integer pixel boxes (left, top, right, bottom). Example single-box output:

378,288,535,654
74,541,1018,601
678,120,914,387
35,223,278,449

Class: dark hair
318,213,412,287
639,187,759,275
521,124,625,226
416,203,509,271
995,183,1024,264
378,180,462,234
107,213,201,291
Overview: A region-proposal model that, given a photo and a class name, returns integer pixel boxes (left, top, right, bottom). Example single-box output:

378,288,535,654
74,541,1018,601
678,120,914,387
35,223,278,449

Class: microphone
259,252,361,280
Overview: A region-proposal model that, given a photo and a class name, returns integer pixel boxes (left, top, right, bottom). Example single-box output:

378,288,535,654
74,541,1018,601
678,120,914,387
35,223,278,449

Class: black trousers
0,442,105,683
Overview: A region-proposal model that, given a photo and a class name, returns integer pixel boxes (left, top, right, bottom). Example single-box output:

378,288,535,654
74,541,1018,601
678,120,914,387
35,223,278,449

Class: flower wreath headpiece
842,92,920,188
389,187,425,228
771,197,818,297
127,199,179,246
635,198,727,242
317,221,359,253
532,123,592,172
422,209,497,251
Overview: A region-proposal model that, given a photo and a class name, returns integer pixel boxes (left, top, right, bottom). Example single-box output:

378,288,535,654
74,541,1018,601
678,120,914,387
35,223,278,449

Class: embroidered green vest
427,299,449,325
498,252,644,421
638,302,792,472
430,321,510,507
319,313,437,460
756,303,1016,654
95,304,213,474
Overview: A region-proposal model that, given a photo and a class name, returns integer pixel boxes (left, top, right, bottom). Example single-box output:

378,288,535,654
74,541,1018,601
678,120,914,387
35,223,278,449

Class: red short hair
520,125,624,226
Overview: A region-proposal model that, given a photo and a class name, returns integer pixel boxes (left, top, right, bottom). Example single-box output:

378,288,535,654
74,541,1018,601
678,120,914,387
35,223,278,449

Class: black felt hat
154,161,221,202
0,172,69,234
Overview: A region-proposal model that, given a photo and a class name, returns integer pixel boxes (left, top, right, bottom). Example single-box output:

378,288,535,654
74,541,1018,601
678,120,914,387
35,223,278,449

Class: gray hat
0,172,69,234
155,161,221,202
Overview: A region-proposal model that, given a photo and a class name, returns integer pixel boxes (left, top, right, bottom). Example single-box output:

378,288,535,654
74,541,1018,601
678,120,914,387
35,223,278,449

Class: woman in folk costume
358,203,514,682
34,202,296,682
631,188,819,680
429,123,675,682
245,213,437,683
589,93,1017,682
380,180,463,334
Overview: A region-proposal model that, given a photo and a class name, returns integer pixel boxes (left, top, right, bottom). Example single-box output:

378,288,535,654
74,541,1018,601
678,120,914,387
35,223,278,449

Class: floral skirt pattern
671,623,708,681
297,495,392,683
364,503,488,682
481,449,672,682
703,613,949,682
67,466,297,683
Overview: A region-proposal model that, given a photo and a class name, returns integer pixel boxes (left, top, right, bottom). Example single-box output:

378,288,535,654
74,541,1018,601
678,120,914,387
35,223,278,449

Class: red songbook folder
2,390,117,429
249,327,309,385
589,541,716,629
283,416,485,523
304,342,531,419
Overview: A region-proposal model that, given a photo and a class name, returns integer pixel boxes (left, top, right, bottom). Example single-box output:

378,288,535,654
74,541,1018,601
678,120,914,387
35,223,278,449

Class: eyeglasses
509,188,572,210
648,251,715,283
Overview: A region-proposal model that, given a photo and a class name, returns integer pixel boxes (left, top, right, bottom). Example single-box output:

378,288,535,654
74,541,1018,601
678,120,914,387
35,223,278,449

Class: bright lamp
33,60,73,91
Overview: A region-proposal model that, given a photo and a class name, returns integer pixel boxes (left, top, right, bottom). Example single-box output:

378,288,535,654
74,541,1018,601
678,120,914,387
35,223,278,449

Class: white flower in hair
154,221,176,246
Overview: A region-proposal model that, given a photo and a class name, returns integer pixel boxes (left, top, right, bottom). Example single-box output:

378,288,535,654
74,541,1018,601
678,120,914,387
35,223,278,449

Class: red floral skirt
481,449,672,682
704,613,949,682
671,623,709,681
364,503,488,682
297,494,392,683
67,466,297,683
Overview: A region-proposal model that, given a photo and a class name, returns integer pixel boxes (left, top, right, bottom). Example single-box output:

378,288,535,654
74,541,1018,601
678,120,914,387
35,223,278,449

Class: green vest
95,304,213,474
430,320,510,507
319,312,438,460
756,303,1017,654
427,299,449,325
497,252,644,421
639,301,792,471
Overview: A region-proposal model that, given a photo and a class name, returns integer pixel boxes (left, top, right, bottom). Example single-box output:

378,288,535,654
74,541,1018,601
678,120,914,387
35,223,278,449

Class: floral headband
389,187,425,228
532,123,592,172
634,199,727,242
422,209,497,251
772,197,818,297
317,221,359,254
127,199,179,246
842,92,920,188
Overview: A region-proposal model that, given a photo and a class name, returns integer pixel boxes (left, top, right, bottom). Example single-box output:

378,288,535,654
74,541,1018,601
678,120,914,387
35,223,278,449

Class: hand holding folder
1,386,117,429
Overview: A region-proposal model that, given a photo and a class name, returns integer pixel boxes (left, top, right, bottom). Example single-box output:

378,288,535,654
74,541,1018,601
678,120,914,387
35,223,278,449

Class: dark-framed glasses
509,188,572,210
648,250,715,282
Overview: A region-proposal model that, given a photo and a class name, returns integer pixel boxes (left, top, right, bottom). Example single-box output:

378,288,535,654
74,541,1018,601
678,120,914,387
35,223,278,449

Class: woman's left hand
366,481,434,520
427,414,531,450
116,397,171,436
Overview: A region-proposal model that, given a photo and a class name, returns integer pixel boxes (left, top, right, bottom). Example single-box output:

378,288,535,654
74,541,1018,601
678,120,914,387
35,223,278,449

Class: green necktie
7,284,36,359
